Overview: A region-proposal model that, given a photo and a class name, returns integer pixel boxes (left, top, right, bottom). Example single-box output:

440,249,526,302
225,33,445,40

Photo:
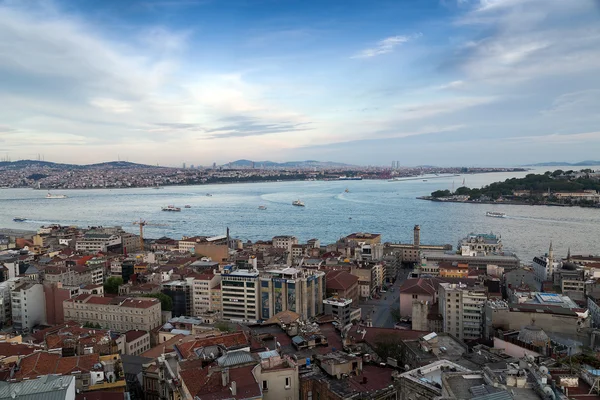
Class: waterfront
1,167,599,261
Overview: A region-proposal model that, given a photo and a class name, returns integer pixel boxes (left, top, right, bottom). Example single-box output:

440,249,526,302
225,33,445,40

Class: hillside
0,160,162,170
225,159,354,168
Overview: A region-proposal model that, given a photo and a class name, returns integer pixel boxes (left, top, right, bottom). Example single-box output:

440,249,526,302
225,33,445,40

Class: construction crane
132,219,168,251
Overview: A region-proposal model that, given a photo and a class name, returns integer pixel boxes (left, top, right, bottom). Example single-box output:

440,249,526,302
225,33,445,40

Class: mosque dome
517,319,550,347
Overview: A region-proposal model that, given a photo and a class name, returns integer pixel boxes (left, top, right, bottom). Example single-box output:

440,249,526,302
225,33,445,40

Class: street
359,268,411,328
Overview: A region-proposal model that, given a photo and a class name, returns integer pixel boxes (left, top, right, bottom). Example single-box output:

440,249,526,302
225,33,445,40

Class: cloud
394,97,495,120
509,131,600,144
203,116,312,139
352,33,422,59
90,98,133,114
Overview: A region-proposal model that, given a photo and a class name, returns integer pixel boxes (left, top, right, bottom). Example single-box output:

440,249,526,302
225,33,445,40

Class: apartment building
272,236,298,251
75,233,121,253
161,279,194,317
259,267,325,320
63,294,162,332
11,282,46,332
192,272,221,316
125,330,151,356
220,265,260,323
323,297,361,327
439,282,487,340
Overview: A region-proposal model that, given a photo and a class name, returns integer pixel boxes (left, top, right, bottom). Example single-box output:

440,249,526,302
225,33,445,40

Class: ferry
162,205,181,212
13,217,27,222
486,211,506,218
46,193,68,199
206,193,213,197
292,200,305,207
184,205,192,208
258,205,267,210
338,176,363,181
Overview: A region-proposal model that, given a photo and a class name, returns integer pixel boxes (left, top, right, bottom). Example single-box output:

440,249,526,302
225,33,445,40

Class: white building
11,282,46,332
192,272,221,316
439,282,487,340
532,242,561,283
272,236,298,252
75,233,121,253
220,266,260,323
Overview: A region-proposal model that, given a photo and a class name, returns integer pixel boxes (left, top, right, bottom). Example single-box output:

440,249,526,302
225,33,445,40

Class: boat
292,200,305,207
258,205,267,210
338,176,363,181
206,193,213,197
13,217,27,222
46,193,67,199
344,188,349,193
162,205,181,212
184,205,191,208
486,211,506,218
153,186,164,190
422,179,427,182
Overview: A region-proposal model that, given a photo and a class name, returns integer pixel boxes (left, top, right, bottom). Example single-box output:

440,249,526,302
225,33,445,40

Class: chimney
222,368,230,387
230,381,237,396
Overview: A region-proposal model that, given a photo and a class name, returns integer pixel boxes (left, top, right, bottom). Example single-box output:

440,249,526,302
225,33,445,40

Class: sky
1,0,599,167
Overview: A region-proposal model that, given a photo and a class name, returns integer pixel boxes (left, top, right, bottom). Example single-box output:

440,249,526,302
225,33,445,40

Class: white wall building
439,282,487,340
532,242,561,283
11,282,46,332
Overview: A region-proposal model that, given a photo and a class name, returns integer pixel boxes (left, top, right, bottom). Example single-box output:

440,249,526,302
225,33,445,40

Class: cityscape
2,0,600,399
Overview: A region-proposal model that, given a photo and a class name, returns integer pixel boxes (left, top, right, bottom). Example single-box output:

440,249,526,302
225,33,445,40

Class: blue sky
1,0,599,166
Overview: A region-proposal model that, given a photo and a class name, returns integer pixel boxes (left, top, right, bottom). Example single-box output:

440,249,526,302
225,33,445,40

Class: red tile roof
125,330,148,342
15,352,100,379
175,332,250,359
180,364,261,400
399,278,437,296
0,343,39,358
326,270,359,290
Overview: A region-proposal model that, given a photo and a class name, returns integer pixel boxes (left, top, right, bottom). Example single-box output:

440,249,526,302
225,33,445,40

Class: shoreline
1,169,527,191
417,196,599,209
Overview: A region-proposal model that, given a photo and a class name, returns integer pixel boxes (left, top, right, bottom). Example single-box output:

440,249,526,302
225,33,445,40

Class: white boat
13,217,27,222
46,193,67,199
292,200,305,207
486,211,506,218
258,205,267,210
162,205,181,212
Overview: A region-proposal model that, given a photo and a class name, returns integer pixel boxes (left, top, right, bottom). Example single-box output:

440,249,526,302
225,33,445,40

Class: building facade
439,282,487,340
220,266,260,323
63,294,162,331
11,282,46,331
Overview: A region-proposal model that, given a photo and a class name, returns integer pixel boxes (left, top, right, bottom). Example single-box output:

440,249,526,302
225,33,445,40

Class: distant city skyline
1,0,600,166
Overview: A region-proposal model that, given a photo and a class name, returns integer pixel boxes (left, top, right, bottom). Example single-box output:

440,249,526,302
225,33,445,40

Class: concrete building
438,282,487,340
325,270,359,304
259,267,325,321
125,329,151,355
398,360,470,400
253,352,299,400
504,268,540,292
75,232,121,253
192,272,221,316
458,232,503,255
44,282,80,325
161,279,194,317
272,235,299,252
11,282,45,332
63,294,162,331
344,232,381,245
399,278,438,318
532,242,561,284
323,297,361,327
422,250,520,271
0,280,14,326
221,265,260,323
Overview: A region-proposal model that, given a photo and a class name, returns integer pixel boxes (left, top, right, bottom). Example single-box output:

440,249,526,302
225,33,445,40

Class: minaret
567,247,571,261
548,241,553,262
547,241,555,278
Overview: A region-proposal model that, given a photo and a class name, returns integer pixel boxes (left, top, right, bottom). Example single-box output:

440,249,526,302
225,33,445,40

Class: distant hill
0,160,162,170
524,161,600,167
224,159,354,168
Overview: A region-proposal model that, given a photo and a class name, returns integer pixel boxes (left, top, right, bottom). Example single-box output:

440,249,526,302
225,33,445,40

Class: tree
454,186,471,196
431,189,451,198
215,321,233,332
104,276,123,294
141,293,173,311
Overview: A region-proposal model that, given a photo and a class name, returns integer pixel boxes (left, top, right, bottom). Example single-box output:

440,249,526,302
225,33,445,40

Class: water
1,167,599,262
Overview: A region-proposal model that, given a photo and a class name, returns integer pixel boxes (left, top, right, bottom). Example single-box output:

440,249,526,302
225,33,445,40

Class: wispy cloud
352,33,422,59
509,131,600,144
203,116,312,139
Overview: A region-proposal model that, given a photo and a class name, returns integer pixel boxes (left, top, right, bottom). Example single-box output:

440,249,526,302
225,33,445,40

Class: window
285,377,291,388
412,294,418,299
262,380,268,390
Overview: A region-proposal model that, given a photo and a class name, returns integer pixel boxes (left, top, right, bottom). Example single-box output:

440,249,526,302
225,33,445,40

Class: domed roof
518,320,550,346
